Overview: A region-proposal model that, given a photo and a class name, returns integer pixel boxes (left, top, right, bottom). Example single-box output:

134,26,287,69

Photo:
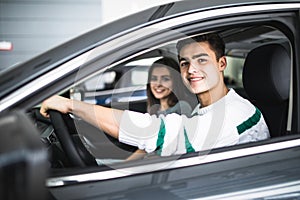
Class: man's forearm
40,95,122,139
70,99,123,139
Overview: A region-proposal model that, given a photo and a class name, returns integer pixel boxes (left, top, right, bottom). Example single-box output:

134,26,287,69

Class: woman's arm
40,95,123,139
126,149,146,161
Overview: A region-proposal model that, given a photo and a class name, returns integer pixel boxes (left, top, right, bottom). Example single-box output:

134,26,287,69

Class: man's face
179,41,224,94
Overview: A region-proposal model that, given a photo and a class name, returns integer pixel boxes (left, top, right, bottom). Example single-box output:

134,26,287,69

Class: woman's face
150,65,173,100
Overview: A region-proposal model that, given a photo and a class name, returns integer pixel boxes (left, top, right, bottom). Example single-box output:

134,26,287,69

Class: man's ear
218,56,227,72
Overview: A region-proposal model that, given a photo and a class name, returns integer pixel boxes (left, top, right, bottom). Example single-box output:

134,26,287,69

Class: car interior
243,43,291,138
26,23,292,170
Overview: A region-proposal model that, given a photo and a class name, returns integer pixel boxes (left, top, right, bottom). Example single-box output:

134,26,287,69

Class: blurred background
0,0,180,71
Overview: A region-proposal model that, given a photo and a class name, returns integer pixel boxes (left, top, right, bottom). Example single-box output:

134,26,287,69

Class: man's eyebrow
179,57,187,62
179,53,209,62
192,53,209,59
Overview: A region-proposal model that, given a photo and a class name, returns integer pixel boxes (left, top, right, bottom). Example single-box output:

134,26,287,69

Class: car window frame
39,3,300,187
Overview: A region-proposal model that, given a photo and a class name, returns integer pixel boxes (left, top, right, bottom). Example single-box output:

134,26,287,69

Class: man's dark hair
176,33,225,61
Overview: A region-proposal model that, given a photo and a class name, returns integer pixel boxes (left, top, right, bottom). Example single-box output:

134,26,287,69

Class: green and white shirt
119,89,270,156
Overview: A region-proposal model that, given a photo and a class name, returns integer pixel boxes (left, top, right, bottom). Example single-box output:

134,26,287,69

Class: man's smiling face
179,41,223,95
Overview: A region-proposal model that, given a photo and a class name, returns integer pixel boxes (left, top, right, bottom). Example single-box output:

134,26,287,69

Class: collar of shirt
191,88,235,116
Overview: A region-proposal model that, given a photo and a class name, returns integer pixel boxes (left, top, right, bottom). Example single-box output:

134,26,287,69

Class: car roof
0,0,299,99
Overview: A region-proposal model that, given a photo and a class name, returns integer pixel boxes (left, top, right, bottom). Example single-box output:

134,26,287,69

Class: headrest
243,43,291,104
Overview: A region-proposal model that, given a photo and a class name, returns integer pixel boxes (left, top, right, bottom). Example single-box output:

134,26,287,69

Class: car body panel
48,136,300,199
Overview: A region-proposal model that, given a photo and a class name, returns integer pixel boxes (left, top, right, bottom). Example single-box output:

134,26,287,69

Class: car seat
242,43,291,137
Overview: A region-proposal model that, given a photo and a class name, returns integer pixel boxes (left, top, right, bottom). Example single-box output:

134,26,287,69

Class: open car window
70,57,160,106
45,22,291,170
22,17,292,180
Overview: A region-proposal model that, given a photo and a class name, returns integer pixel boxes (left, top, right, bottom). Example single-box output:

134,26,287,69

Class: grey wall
0,0,102,71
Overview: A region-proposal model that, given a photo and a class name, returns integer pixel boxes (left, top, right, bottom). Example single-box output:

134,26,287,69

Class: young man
40,33,270,156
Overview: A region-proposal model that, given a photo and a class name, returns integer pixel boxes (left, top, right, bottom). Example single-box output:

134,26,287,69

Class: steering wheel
48,110,97,167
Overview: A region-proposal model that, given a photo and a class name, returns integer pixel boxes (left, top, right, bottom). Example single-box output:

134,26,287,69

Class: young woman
147,57,192,116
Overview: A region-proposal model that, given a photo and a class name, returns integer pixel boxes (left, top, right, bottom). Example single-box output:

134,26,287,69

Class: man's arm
40,95,122,139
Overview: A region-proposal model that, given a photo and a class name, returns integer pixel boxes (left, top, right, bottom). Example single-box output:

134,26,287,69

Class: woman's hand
40,95,72,118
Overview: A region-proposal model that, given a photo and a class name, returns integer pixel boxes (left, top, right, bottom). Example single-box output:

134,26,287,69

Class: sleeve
119,110,183,155
226,96,270,144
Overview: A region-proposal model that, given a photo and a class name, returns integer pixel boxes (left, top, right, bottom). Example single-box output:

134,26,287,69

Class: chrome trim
0,50,93,111
197,180,300,200
287,43,294,131
1,3,300,111
46,138,300,187
150,3,300,30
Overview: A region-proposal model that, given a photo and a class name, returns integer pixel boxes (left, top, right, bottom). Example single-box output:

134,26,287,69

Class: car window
80,57,160,91
24,16,293,173
65,24,292,169
70,57,162,106
224,56,244,88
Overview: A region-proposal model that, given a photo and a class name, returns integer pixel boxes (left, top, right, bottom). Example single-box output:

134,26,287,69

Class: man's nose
188,62,198,73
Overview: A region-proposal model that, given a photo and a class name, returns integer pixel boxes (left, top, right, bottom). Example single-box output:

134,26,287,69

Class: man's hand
40,96,71,118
